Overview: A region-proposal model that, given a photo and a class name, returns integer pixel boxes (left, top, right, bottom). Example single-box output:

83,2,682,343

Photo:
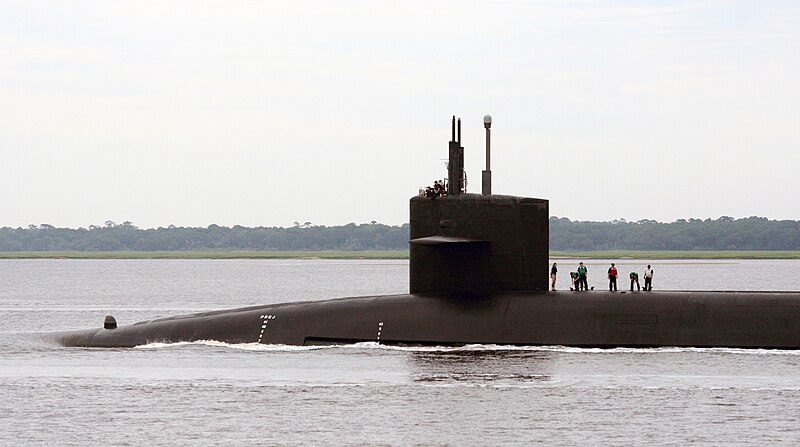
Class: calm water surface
2,259,800,446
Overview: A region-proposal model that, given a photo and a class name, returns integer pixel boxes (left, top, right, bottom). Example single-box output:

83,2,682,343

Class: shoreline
549,250,800,260
0,250,409,260
2,250,800,260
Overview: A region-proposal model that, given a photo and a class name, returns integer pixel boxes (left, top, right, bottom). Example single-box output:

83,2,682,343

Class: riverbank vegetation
2,216,800,255
0,250,408,259
550,216,800,251
3,250,800,260
549,251,800,260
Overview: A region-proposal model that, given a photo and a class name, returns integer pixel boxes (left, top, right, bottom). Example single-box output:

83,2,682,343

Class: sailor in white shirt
644,265,654,291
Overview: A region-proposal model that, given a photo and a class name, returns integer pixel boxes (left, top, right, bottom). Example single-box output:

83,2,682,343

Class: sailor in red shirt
608,263,618,291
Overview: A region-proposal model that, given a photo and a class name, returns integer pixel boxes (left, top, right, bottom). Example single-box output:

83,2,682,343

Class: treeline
550,216,800,251
2,216,800,252
0,221,409,251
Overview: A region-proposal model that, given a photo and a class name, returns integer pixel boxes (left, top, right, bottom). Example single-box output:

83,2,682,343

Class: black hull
51,290,800,349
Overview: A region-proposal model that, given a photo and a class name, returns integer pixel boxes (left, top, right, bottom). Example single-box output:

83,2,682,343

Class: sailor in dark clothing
425,186,435,198
550,263,558,291
433,180,445,198
629,271,640,291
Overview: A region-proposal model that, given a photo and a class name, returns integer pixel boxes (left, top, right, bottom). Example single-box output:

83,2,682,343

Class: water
2,259,800,445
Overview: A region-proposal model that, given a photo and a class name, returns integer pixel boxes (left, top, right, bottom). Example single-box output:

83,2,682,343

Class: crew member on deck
550,263,558,291
608,263,618,291
577,262,588,291
629,271,640,291
644,265,654,291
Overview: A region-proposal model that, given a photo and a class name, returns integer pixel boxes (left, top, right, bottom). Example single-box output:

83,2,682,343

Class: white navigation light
483,114,492,126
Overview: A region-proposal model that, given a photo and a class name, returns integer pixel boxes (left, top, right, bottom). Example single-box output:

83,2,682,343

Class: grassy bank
0,250,410,260
549,250,800,260
2,250,800,260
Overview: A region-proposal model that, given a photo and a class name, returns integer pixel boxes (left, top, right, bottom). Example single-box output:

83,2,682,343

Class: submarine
53,116,800,349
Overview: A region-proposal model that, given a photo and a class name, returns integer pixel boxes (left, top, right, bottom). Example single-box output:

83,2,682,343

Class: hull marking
258,314,276,343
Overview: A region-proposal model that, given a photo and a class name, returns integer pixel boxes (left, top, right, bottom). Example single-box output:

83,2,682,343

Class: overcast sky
2,1,798,229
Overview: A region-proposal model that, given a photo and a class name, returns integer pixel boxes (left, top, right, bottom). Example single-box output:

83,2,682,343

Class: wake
133,340,800,355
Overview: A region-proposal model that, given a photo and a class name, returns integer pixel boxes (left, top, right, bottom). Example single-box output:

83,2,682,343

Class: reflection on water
409,350,554,384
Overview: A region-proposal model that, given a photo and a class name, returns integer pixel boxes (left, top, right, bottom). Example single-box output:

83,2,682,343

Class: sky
1,0,799,229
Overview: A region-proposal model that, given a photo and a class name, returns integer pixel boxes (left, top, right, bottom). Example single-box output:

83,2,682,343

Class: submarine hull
52,291,800,349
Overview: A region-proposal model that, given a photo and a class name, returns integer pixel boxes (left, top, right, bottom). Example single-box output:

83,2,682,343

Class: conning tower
409,116,549,296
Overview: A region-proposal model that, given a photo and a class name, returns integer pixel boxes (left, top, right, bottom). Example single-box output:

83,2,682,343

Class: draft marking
258,314,276,343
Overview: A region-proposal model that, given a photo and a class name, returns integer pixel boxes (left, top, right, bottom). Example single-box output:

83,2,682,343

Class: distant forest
2,216,800,251
549,217,800,251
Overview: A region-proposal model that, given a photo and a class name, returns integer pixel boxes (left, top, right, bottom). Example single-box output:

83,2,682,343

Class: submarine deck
50,290,800,349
